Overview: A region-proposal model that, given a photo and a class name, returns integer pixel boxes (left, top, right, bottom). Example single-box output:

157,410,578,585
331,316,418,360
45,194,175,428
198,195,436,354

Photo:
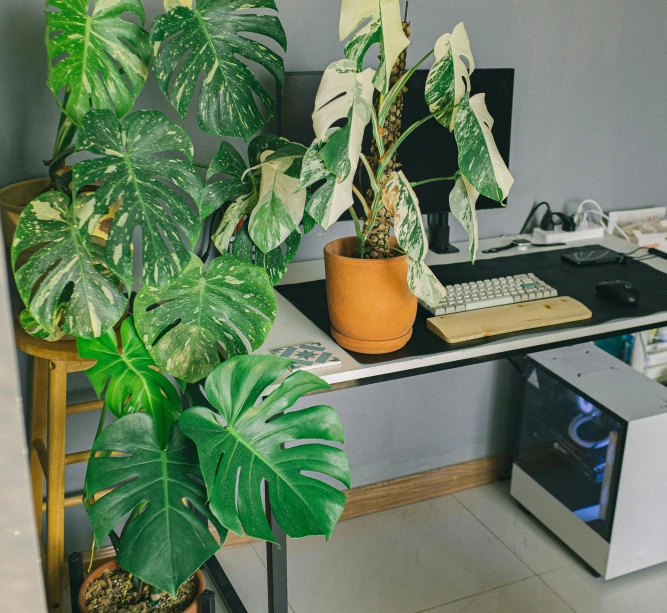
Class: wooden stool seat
15,322,102,611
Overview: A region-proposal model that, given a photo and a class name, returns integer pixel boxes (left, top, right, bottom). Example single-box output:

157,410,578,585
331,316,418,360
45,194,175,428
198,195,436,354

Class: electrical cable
520,201,551,234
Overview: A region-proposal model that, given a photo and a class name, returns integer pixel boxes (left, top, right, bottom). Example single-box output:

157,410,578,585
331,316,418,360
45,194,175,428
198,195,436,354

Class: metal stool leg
46,361,67,610
68,552,83,613
266,496,288,613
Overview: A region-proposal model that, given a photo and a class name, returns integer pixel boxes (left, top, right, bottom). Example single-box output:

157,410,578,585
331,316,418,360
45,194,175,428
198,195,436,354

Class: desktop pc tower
511,343,667,579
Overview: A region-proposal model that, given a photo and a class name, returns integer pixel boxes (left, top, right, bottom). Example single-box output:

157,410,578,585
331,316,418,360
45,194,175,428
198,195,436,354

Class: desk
210,234,667,613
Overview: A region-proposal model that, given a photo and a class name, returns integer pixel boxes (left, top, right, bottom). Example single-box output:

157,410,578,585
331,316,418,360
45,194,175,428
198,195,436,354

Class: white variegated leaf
134,254,276,383
73,109,202,289
455,93,514,203
425,23,474,131
212,191,258,253
12,191,127,339
248,151,307,254
449,173,480,262
407,260,447,309
340,0,410,93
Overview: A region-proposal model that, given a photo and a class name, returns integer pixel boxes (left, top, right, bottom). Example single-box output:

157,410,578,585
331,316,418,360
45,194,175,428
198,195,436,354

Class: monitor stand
427,213,460,254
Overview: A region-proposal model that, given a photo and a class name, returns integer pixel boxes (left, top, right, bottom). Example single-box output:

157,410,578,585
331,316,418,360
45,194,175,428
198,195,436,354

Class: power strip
533,224,606,244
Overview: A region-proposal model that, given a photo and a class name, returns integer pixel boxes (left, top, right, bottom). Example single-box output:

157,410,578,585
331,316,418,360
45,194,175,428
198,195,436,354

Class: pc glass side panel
515,358,627,542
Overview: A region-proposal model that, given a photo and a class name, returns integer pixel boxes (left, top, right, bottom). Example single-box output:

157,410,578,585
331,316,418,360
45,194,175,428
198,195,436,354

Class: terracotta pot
323,236,417,354
78,560,206,613
0,178,51,247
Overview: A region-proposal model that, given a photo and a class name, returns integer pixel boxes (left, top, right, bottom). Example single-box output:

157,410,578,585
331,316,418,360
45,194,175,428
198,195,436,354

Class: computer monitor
277,68,514,252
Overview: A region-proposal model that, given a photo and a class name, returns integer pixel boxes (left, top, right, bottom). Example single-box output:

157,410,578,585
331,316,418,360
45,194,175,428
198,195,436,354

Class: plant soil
84,568,197,613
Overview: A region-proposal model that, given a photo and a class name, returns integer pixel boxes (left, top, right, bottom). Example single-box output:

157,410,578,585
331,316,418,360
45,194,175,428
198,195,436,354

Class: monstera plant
6,0,351,610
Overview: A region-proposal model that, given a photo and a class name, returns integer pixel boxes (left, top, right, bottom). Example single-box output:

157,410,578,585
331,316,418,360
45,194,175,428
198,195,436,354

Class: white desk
259,234,667,391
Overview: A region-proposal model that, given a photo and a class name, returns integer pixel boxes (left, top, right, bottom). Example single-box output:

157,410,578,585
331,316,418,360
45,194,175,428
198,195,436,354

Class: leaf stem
349,206,365,258
359,154,378,194
351,184,370,217
370,107,385,158
410,176,457,188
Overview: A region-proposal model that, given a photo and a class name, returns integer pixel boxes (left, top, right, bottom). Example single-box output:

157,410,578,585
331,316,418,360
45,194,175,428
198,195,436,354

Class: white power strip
532,224,606,244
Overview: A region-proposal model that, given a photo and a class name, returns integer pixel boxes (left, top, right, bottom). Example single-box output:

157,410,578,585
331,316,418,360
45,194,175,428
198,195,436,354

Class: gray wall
2,0,666,553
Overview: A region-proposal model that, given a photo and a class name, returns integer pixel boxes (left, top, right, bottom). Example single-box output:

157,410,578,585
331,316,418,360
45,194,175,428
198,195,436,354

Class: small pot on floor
323,236,417,354
0,178,51,248
78,560,205,613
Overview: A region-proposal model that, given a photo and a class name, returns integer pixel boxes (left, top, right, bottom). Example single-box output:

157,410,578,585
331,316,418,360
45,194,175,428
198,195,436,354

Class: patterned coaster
270,342,342,372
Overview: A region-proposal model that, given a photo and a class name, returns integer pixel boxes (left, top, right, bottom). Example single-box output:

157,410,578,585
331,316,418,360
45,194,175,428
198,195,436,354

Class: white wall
2,0,666,553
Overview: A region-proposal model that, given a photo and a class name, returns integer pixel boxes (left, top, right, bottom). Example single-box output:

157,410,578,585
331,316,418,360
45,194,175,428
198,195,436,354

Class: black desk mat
276,246,667,365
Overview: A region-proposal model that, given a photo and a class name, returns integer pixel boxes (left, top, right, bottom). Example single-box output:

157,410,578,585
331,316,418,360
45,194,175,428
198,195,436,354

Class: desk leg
266,495,288,613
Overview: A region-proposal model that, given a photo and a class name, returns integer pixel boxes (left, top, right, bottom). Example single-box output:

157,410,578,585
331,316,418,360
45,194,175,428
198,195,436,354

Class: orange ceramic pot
323,236,417,354
0,178,51,247
78,560,205,613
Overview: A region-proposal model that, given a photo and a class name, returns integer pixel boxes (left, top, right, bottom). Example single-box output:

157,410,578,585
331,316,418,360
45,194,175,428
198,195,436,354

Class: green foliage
12,191,127,339
85,414,226,596
179,355,350,542
19,309,65,342
449,172,480,262
133,254,276,383
151,0,287,139
73,109,202,289
77,317,181,447
45,0,150,126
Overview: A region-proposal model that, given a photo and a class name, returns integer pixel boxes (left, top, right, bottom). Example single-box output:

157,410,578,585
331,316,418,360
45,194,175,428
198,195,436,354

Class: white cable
574,199,604,226
581,210,632,242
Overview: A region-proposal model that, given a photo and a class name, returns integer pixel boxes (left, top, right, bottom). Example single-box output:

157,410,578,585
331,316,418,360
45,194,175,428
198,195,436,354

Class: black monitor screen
277,68,514,216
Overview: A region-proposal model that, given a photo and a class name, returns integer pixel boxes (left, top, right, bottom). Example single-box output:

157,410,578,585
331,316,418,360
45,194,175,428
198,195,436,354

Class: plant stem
351,184,370,216
370,107,385,158
410,175,457,188
359,154,378,194
349,206,365,258
193,162,209,170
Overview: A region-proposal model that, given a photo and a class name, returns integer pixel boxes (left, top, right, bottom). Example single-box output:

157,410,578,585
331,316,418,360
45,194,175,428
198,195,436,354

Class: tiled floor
67,481,667,613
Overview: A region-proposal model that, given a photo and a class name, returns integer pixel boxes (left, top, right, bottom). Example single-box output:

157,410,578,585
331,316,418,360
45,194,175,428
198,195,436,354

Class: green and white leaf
73,109,202,288
425,22,474,131
12,191,127,339
202,142,253,218
85,414,226,596
179,355,350,542
212,191,258,253
449,172,480,262
46,0,150,126
339,0,410,93
385,171,446,308
77,317,181,448
19,309,66,342
454,93,514,203
134,254,276,383
248,150,307,254
151,0,286,139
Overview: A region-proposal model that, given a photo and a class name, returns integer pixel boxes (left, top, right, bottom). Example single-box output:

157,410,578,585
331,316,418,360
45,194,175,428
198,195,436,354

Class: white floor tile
255,494,532,613
425,577,574,613
455,482,576,574
541,560,667,613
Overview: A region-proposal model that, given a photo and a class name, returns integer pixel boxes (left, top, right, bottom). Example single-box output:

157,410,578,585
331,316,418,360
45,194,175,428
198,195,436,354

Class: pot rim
323,236,406,263
77,560,205,613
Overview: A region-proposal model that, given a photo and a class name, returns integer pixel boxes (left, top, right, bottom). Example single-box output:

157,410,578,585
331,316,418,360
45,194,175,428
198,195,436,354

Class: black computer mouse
596,280,640,305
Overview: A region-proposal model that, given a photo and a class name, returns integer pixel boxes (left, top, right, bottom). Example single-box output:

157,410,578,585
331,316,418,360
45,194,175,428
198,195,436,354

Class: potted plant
9,0,349,610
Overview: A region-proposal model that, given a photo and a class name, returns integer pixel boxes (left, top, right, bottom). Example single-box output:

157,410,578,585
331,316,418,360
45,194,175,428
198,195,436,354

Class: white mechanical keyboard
420,273,559,316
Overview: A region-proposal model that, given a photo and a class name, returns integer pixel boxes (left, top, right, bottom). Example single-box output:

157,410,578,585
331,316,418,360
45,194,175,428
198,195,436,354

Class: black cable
520,201,551,235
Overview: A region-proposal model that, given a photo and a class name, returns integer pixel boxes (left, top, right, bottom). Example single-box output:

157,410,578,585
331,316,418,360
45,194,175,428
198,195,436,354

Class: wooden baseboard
68,453,511,585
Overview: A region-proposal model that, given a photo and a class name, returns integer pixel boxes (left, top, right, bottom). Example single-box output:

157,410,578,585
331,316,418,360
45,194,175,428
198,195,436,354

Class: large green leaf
385,171,446,308
85,414,226,596
300,61,375,229
449,172,480,262
134,254,276,383
77,317,181,447
179,355,350,542
425,22,474,131
73,109,202,288
339,0,410,93
46,0,150,126
12,191,127,339
202,142,253,218
151,0,287,140
454,93,514,203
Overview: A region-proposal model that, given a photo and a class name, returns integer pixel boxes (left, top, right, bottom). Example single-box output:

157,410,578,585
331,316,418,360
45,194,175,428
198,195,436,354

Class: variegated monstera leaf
449,173,480,262
12,191,127,339
384,171,446,308
454,93,514,204
179,355,350,542
339,0,410,93
151,0,287,140
134,254,276,383
46,0,150,126
300,60,375,229
425,22,474,131
73,109,202,289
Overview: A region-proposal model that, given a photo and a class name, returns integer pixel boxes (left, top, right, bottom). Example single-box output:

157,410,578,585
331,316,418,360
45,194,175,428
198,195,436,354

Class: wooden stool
14,324,101,611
